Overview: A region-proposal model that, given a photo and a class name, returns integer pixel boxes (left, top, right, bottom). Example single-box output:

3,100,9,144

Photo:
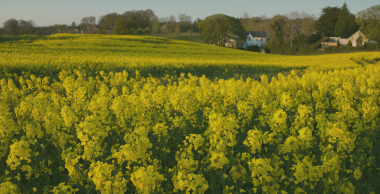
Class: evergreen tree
335,3,358,38
346,40,353,50
314,6,340,37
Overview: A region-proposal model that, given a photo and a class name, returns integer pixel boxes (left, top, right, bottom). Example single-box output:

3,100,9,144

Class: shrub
246,45,261,52
346,40,353,50
325,46,337,53
337,46,345,52
365,42,377,51
305,44,316,53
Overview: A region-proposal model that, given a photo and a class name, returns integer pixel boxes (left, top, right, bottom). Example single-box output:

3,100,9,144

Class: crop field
141,33,204,43
0,34,380,193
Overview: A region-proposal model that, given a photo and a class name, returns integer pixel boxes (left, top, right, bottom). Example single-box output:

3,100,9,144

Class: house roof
245,31,267,38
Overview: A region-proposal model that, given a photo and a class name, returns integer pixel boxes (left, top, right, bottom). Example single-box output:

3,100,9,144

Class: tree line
0,9,199,36
1,4,379,55
265,3,379,54
198,3,379,54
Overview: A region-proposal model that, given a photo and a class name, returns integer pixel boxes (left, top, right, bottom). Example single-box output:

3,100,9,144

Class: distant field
0,34,379,80
141,32,204,43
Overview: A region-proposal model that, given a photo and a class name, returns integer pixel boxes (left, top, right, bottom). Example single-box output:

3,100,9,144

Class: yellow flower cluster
130,166,165,194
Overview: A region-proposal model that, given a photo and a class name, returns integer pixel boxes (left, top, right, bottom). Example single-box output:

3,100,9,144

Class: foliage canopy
335,3,358,38
356,5,380,43
314,6,341,36
199,14,246,47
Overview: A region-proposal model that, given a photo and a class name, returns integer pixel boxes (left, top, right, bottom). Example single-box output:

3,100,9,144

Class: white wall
339,39,349,46
244,34,267,48
225,34,268,48
348,31,368,47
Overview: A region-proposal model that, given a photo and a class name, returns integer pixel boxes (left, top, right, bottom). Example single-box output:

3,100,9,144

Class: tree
268,18,287,53
356,5,380,43
80,16,96,33
18,28,25,35
141,9,155,30
160,24,170,34
178,13,192,23
159,17,168,24
100,13,119,33
55,25,66,33
169,15,176,23
356,34,363,47
314,6,341,36
88,17,96,25
335,3,358,38
152,19,160,34
118,9,156,33
240,13,256,31
113,19,138,35
81,16,96,27
69,22,77,33
286,11,301,49
299,12,316,35
175,25,181,35
24,21,35,34
346,40,353,50
244,19,256,31
3,19,19,35
18,20,26,35
199,14,246,47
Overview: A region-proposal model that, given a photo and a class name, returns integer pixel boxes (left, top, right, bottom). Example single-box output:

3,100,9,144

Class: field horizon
1,34,379,81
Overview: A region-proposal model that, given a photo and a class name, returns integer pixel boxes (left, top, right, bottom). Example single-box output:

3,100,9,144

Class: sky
1,0,378,27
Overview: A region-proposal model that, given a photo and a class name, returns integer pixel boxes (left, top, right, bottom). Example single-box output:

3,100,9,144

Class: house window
248,37,250,41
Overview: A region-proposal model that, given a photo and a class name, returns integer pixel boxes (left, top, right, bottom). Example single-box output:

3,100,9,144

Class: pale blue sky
1,0,378,27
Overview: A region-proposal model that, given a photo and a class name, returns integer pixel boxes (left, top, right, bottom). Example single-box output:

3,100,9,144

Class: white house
225,31,268,48
325,30,376,47
243,31,268,48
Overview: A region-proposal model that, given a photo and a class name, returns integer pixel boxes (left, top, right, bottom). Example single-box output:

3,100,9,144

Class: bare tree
178,13,192,23
88,16,96,25
81,16,96,26
81,17,89,26
300,12,316,35
24,20,35,34
159,17,169,24
98,15,105,25
169,15,176,23
287,11,301,49
242,13,250,19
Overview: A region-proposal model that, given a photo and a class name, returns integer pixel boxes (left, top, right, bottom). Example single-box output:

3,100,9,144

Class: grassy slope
0,34,379,80
141,33,203,43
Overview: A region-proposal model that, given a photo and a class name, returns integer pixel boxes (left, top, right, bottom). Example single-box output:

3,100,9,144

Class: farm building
225,31,268,49
323,30,377,47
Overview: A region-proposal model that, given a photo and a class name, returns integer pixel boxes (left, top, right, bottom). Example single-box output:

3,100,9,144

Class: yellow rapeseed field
0,34,379,193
